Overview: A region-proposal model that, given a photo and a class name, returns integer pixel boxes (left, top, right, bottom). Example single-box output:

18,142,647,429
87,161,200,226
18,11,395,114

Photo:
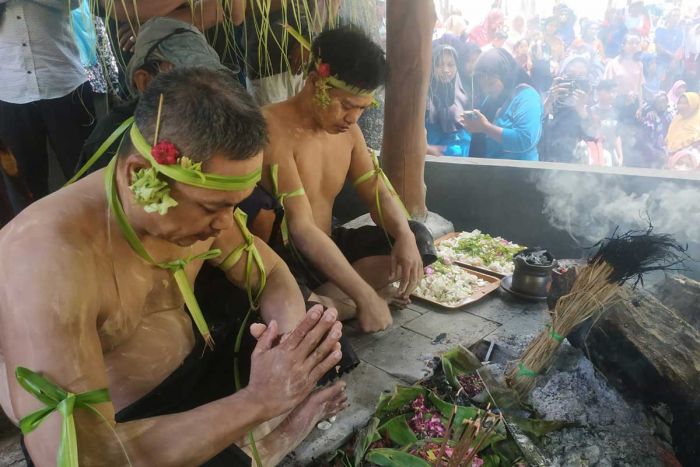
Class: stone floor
282,289,549,466
0,289,547,467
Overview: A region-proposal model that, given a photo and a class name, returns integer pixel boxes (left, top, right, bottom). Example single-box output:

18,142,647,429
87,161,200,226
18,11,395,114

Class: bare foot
247,381,349,466
377,282,411,308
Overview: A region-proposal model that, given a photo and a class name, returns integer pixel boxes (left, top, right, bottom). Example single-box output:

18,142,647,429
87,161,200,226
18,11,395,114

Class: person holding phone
460,48,542,161
539,55,597,164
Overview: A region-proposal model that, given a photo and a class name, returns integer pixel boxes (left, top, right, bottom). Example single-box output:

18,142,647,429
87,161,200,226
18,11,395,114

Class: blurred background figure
443,14,470,41
539,55,595,164
654,8,684,88
636,91,673,169
426,45,471,157
468,9,505,47
666,92,700,163
667,80,688,115
0,0,95,215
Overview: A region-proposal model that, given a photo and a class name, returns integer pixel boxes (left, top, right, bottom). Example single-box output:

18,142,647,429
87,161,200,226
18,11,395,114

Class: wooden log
382,0,436,220
652,274,700,332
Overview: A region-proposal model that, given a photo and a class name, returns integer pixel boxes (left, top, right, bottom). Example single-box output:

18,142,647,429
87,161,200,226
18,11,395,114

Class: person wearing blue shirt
461,48,542,161
426,45,471,157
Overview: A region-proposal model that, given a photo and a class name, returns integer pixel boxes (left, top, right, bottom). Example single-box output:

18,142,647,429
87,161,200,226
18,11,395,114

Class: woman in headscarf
433,33,482,97
468,9,505,47
666,80,687,115
460,48,542,161
666,92,700,156
426,45,471,157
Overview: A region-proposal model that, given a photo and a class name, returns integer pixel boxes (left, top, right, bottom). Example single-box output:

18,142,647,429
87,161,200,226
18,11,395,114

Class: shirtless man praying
0,67,347,466
261,27,437,333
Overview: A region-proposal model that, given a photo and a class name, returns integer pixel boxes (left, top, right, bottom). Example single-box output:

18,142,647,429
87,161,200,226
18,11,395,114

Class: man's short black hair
128,66,267,162
309,26,387,91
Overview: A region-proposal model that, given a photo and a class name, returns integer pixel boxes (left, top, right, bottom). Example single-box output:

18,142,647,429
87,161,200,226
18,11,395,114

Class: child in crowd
588,80,624,166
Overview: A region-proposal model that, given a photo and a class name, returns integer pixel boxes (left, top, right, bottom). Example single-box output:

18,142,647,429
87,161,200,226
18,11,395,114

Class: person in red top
468,9,505,47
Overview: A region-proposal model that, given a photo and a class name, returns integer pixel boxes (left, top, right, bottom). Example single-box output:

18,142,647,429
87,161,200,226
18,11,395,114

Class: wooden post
382,0,436,221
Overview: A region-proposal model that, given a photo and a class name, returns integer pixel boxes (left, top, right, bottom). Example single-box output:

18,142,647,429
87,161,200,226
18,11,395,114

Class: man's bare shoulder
0,176,106,274
262,101,298,133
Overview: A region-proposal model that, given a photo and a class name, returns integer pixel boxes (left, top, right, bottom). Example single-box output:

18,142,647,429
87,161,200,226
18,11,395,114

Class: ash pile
489,272,699,467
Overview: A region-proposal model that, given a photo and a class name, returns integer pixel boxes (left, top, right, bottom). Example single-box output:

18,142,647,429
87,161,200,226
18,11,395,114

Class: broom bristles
506,262,620,395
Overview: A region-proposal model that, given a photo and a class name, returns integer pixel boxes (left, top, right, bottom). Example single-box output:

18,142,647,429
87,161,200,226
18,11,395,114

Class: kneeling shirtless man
0,67,346,467
261,27,437,333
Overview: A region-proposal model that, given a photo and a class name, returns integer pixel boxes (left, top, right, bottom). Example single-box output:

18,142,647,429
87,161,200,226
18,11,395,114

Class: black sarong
272,220,438,299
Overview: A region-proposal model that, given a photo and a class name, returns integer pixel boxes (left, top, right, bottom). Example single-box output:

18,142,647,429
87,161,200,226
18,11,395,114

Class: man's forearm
259,262,307,334
291,223,376,303
60,389,268,467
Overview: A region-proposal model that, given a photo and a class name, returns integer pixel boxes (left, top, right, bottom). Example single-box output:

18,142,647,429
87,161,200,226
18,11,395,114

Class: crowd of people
427,1,700,170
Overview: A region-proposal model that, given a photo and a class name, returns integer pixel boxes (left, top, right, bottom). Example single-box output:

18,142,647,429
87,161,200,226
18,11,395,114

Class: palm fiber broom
506,226,688,397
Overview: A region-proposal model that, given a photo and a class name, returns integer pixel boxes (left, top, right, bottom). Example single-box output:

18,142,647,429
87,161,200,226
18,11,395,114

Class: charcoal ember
516,248,555,266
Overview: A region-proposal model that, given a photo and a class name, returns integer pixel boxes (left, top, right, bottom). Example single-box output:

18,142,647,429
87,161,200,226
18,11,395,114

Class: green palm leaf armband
353,151,411,244
15,367,127,467
269,164,305,246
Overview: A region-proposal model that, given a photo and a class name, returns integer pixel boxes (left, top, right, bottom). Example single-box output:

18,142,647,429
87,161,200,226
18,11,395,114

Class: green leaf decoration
441,346,482,389
427,391,479,427
471,368,525,413
179,156,203,172
509,416,574,437
353,417,381,467
366,448,431,467
488,439,527,465
129,167,178,215
375,385,426,419
481,453,502,467
378,415,419,446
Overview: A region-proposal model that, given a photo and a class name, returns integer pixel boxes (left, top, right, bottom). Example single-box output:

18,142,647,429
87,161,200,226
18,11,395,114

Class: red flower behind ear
318,62,331,78
151,140,179,165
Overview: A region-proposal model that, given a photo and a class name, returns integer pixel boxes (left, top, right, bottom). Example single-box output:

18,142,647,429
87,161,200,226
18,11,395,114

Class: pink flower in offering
426,414,446,438
425,266,434,275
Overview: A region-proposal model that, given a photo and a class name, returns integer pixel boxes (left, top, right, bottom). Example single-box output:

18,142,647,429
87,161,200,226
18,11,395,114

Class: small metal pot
511,248,557,297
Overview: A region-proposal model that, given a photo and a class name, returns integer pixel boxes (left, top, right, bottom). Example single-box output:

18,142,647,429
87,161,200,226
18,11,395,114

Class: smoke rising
536,171,700,246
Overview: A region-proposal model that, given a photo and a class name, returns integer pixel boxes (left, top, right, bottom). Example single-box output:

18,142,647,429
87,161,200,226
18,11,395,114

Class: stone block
355,327,441,383
402,309,501,349
285,362,401,466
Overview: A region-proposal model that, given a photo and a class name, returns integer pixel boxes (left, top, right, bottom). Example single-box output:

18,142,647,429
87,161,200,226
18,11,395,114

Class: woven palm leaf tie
15,367,118,467
216,209,266,467
216,208,267,391
353,150,411,245
269,164,305,246
105,122,262,349
66,116,135,185
282,25,379,108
